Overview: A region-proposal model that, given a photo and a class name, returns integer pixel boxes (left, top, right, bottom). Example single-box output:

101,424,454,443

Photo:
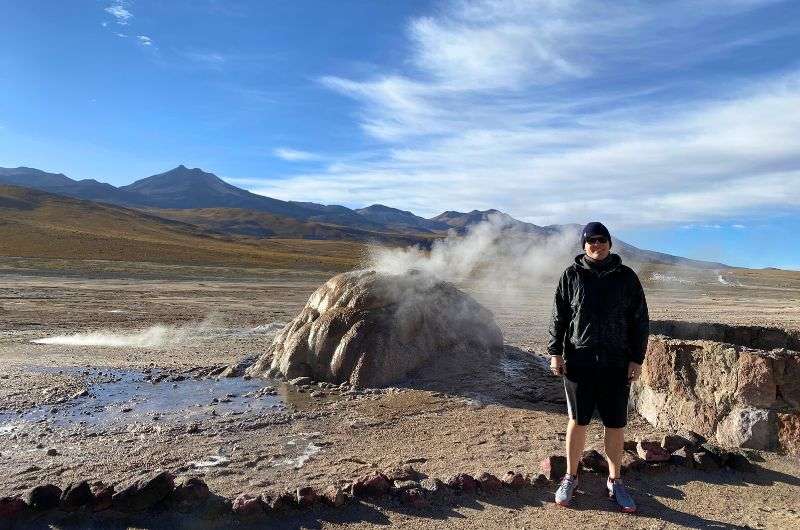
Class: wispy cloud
273,148,320,162
247,0,799,227
104,1,133,25
137,35,153,47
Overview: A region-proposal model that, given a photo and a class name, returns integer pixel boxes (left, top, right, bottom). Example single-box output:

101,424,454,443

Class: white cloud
137,35,153,47
732,224,746,229
273,148,320,162
246,0,799,226
105,2,133,25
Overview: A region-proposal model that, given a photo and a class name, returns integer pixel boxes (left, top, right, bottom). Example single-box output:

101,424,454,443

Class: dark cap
581,221,612,248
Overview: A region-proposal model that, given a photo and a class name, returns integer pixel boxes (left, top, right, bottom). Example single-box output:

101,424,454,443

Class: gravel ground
0,258,798,529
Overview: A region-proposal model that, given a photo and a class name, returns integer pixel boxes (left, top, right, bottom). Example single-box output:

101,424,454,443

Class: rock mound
246,269,503,387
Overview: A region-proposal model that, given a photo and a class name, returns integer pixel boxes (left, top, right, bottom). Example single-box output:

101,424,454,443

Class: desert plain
1,254,799,529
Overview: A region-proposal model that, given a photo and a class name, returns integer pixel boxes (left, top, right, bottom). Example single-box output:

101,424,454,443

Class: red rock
539,455,567,481
60,481,93,511
476,472,503,492
232,493,266,518
295,486,318,507
353,473,391,497
736,353,777,408
26,484,62,511
322,486,347,507
580,449,609,473
446,473,477,493
621,450,645,473
500,471,526,490
400,488,429,509
636,441,671,462
778,412,800,456
661,434,691,454
0,497,27,520
90,482,114,512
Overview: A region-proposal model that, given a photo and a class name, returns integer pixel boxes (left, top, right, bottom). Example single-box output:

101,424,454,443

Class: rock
580,449,608,473
232,493,266,518
384,464,419,482
539,455,567,481
684,431,707,447
735,352,777,407
621,450,645,473
446,473,477,493
693,451,720,471
670,447,694,468
0,497,27,520
418,478,445,493
46,448,58,456
532,473,549,486
392,480,419,493
111,470,175,512
310,391,326,398
353,473,391,497
322,486,347,507
623,440,637,451
90,482,113,512
173,477,209,507
636,441,671,462
71,389,89,399
400,488,430,509
727,451,755,472
269,491,297,511
700,443,731,466
60,481,93,511
26,484,61,511
777,412,800,456
661,434,691,454
476,472,503,493
246,270,504,387
219,358,252,378
500,471,526,490
295,486,318,507
186,423,200,434
716,407,773,450
289,377,313,386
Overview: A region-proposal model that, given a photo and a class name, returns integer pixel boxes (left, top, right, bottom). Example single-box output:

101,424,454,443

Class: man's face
584,236,610,261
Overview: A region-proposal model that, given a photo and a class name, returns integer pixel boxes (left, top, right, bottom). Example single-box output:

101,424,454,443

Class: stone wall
631,320,800,455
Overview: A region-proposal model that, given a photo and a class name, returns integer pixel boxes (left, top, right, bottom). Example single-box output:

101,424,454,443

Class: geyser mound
246,269,503,387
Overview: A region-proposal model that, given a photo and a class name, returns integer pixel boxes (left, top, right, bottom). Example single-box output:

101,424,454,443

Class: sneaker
607,477,636,513
554,474,578,507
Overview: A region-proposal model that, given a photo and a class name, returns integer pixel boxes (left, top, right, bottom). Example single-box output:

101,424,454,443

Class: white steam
368,214,579,289
32,316,283,348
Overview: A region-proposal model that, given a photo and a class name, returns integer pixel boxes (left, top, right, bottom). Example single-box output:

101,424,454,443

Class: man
547,221,649,513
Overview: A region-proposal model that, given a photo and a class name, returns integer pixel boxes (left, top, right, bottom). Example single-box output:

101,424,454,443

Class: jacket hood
573,252,622,273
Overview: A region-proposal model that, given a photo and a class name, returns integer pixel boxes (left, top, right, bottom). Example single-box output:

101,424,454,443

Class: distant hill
0,185,361,270
0,165,728,269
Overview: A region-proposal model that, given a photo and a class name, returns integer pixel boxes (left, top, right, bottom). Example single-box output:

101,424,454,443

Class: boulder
476,472,503,493
539,455,567,481
232,494,266,518
26,484,61,511
692,451,720,471
60,481,93,511
173,477,210,507
322,486,347,507
111,470,175,512
418,478,446,494
446,473,477,493
661,434,691,454
580,449,608,473
384,464,419,482
352,473,391,497
621,450,645,473
295,486,318,507
90,482,114,512
636,441,670,463
670,447,694,468
716,407,773,450
0,497,27,520
777,412,800,456
400,488,429,509
269,491,297,511
246,270,504,387
500,472,526,490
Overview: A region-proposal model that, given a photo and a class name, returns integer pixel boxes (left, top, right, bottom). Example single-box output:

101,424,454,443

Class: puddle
0,367,286,433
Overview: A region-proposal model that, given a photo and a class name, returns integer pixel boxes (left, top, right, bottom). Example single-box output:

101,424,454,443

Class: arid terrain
1,256,799,529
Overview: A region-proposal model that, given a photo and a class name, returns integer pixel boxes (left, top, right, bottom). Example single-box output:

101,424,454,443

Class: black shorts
563,364,630,428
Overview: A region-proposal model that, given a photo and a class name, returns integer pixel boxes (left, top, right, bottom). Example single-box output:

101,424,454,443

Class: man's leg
604,426,624,478
567,419,588,475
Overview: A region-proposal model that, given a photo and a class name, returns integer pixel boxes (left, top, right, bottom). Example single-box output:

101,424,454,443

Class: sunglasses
586,236,608,245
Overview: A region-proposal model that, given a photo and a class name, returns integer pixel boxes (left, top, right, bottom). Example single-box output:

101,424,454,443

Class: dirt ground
0,256,799,529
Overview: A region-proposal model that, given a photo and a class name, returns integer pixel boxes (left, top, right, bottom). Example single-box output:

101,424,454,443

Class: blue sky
1,0,799,269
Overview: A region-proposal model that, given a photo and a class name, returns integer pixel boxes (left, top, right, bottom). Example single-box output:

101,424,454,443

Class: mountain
0,184,360,270
0,167,148,205
356,204,448,232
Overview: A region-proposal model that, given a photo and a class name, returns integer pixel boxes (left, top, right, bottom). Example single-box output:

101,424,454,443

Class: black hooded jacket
547,253,649,367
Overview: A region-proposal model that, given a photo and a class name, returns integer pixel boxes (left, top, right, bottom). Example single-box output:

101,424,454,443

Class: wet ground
0,257,799,528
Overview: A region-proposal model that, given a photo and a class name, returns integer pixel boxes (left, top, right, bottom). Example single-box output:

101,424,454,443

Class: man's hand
627,361,642,382
550,355,564,376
